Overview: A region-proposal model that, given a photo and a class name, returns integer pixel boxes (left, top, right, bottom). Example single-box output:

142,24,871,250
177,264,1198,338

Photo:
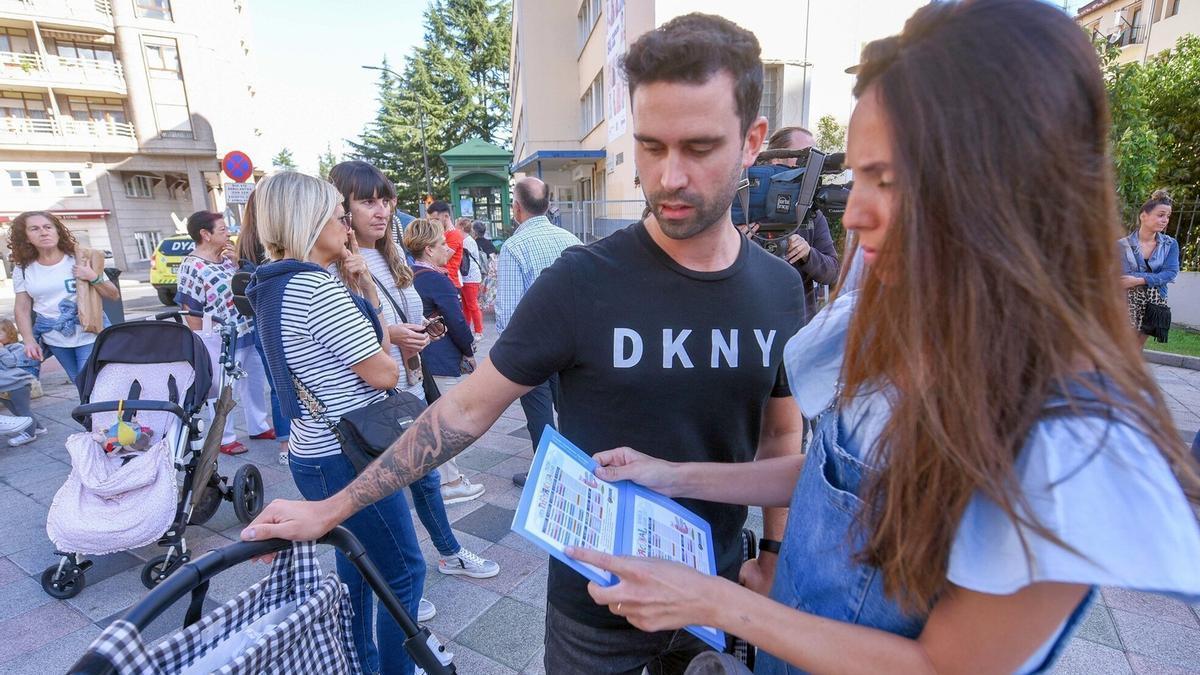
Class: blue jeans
408,469,460,557
519,374,560,449
47,340,95,386
289,452,424,675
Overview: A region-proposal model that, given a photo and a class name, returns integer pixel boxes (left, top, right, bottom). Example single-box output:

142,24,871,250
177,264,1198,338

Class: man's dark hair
186,210,223,243
428,200,451,215
621,13,763,135
472,220,487,237
514,179,549,217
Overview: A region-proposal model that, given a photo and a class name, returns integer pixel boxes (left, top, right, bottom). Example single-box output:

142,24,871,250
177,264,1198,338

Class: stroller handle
72,399,191,428
69,527,454,675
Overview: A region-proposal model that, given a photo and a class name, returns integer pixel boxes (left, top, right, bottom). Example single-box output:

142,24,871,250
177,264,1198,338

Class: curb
1144,350,1200,371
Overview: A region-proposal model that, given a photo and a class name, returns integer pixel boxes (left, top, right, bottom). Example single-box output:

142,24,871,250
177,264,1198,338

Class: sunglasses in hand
419,316,447,339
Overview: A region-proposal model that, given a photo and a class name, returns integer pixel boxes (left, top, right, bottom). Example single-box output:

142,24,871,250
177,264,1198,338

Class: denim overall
755,397,1096,674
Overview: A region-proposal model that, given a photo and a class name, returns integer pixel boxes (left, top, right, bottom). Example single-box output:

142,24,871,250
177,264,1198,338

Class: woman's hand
389,323,431,358
72,257,100,283
221,241,238,264
23,342,43,361
1121,275,1145,289
569,547,721,633
592,446,680,496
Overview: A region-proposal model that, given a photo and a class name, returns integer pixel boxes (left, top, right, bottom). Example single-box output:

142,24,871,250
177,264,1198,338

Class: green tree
317,144,339,180
814,114,847,153
271,147,297,171
351,0,512,211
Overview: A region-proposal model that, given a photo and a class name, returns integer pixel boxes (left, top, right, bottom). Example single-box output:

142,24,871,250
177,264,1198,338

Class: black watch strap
759,538,782,555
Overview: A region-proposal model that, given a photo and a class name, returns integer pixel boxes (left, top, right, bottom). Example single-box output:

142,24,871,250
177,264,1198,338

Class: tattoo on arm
343,401,479,510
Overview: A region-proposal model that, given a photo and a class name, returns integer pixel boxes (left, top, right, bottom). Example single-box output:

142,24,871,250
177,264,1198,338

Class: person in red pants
455,216,485,340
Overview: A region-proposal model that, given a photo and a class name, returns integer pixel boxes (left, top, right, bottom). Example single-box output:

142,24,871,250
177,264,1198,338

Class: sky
248,0,429,174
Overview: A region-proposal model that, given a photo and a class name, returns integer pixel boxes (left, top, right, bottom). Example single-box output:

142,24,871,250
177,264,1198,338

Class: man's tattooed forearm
344,402,479,509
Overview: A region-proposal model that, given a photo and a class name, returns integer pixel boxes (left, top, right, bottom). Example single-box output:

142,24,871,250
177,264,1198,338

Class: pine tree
271,148,297,171
350,0,511,211
317,144,339,180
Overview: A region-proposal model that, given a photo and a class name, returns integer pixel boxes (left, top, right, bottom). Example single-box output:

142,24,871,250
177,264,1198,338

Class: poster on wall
605,0,628,143
460,197,475,218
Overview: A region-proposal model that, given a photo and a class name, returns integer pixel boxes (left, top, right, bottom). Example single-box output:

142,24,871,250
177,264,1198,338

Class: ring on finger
616,602,622,613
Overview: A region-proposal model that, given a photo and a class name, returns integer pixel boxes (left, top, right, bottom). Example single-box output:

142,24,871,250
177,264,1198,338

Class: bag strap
370,272,407,324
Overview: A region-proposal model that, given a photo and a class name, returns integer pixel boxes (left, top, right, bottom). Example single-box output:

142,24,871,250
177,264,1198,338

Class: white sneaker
7,430,36,447
34,425,47,436
440,476,484,505
418,597,437,621
0,415,33,436
438,547,500,579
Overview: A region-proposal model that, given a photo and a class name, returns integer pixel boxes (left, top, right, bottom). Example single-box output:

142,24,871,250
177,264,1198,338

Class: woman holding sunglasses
246,171,425,675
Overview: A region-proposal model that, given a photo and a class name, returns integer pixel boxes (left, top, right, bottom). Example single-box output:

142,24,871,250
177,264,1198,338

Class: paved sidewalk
0,333,1196,673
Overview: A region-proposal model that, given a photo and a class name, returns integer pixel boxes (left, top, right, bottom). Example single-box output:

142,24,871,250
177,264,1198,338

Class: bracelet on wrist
89,275,105,286
759,538,782,555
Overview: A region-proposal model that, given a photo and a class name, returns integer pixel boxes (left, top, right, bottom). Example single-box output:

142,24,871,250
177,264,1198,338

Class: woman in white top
455,216,485,340
9,211,118,386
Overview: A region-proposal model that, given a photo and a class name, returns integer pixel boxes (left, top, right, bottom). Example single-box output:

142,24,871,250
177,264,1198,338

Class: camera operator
741,126,840,322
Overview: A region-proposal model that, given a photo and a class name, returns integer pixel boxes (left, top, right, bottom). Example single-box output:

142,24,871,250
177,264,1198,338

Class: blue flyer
511,426,726,651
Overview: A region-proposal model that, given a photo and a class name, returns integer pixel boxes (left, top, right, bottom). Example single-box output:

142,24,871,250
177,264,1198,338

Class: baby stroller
41,311,265,599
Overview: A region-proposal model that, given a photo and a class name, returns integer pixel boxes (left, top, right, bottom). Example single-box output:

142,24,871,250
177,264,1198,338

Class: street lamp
362,64,434,207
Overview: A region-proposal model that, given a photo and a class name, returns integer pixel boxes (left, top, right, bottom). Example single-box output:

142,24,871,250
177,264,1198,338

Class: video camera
731,147,851,258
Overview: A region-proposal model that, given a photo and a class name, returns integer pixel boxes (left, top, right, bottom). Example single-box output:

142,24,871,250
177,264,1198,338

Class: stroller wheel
41,565,86,599
141,553,189,589
232,465,264,524
189,483,224,526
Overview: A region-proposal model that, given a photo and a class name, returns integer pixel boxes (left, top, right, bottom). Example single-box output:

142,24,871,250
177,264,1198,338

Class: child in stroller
41,311,265,599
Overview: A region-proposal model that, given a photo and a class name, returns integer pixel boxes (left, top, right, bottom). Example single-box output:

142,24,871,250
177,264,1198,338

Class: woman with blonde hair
245,170,424,675
9,211,117,387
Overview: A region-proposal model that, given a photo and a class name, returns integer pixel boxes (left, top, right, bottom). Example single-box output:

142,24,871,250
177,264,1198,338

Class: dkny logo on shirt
613,328,778,369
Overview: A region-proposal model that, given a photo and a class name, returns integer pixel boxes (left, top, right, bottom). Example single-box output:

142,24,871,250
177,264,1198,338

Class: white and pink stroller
41,312,264,599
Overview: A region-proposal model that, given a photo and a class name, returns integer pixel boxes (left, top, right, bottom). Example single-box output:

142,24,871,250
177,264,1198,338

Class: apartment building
1077,0,1197,64
0,0,262,272
508,0,923,238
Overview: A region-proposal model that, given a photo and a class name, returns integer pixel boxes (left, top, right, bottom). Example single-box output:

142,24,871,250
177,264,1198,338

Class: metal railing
0,51,125,88
0,115,135,144
552,199,648,243
0,0,113,20
1168,199,1200,272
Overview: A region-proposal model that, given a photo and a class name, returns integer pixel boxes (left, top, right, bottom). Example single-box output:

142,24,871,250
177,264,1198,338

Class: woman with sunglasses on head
568,2,1200,673
246,171,424,675
329,161,498,603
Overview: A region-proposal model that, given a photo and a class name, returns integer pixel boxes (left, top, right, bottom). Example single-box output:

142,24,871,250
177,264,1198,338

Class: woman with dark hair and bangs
564,1,1200,673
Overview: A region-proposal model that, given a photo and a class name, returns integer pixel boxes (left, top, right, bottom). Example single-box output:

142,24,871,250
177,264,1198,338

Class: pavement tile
0,577,53,622
2,461,70,491
0,448,51,475
65,568,156,621
487,455,534,483
509,560,549,609
0,520,53,557
463,542,545,596
1075,602,1123,650
496,532,545,558
444,491,488,523
455,597,545,671
471,472,525,510
445,640,519,674
474,432,532,455
0,556,26,587
422,575,503,639
455,447,514,472
1103,587,1199,629
485,416,528,436
15,474,70,506
508,426,532,441
1110,608,1200,671
0,601,91,663
0,623,101,674
452,503,517,543
1126,652,1200,674
76,550,143,586
1051,638,1133,674
5,544,61,576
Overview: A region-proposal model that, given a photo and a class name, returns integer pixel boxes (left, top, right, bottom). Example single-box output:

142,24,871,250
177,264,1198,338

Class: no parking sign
222,151,253,183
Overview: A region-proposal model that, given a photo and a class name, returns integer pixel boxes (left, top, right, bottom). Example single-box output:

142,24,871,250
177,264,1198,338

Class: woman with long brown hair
569,1,1200,672
9,211,118,388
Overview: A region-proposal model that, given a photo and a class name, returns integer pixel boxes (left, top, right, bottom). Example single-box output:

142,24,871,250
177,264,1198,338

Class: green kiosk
440,138,513,239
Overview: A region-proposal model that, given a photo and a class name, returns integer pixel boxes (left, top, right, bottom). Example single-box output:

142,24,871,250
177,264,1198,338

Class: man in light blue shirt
497,177,582,486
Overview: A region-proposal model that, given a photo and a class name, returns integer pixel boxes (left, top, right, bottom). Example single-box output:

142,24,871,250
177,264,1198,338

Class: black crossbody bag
1129,240,1171,343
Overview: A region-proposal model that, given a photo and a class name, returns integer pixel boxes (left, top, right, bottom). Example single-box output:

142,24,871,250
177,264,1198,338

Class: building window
144,41,181,78
53,40,116,63
133,231,162,260
1165,0,1180,17
53,171,86,196
1122,4,1144,45
0,90,49,120
580,72,604,135
760,65,783,134
0,27,32,53
67,96,129,124
577,0,599,48
8,170,41,192
125,175,153,199
135,0,173,21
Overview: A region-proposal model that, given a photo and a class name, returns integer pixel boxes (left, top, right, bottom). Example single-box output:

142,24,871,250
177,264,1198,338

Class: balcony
0,51,125,94
0,115,135,151
0,0,113,31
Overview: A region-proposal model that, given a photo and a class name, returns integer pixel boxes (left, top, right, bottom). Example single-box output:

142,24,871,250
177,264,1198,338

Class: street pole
362,64,434,210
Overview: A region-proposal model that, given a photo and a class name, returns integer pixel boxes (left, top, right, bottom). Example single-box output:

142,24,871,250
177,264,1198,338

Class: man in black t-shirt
242,13,806,675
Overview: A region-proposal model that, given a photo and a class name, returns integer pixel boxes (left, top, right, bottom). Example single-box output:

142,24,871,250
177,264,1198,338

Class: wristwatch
759,538,782,555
